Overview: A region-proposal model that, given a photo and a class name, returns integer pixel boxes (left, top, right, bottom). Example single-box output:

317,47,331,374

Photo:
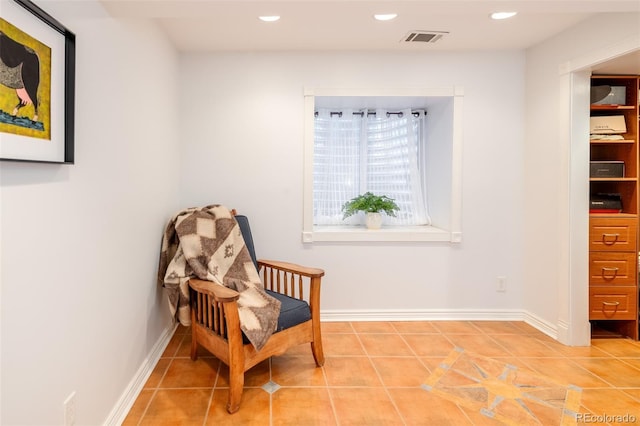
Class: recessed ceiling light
490,12,517,20
259,15,280,22
374,13,398,21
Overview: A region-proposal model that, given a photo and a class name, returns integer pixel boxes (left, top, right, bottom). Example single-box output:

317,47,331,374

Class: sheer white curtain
313,108,430,226
367,109,429,225
313,108,363,225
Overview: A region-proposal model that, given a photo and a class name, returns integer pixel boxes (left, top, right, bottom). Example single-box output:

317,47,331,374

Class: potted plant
341,192,400,229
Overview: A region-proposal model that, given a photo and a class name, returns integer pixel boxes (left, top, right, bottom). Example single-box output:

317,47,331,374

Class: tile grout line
481,332,518,359
362,324,408,426
201,355,221,426
571,358,636,389
333,321,364,426
393,323,436,375
615,352,640,378
135,387,159,425
269,357,273,426
136,332,187,426
320,357,340,425
328,321,371,426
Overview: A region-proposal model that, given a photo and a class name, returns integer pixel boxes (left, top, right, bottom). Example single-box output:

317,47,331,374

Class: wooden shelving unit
589,75,640,340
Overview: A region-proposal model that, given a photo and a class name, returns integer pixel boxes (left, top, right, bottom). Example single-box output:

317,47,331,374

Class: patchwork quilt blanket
158,204,281,350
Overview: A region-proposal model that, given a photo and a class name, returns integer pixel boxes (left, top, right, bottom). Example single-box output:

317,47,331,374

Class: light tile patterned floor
123,321,640,425
422,347,581,425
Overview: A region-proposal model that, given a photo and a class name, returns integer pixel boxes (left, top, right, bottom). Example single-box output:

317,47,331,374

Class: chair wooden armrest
257,259,324,303
257,259,325,278
189,278,239,302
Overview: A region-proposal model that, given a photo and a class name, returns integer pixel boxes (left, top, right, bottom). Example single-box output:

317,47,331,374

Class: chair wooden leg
311,339,325,367
190,331,198,361
190,306,199,361
226,365,244,414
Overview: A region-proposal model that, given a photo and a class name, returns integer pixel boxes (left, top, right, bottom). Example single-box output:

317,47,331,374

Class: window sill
302,226,461,243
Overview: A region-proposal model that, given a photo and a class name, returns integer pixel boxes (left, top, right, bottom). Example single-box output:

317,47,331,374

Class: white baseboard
556,318,571,343
552,317,592,346
521,310,559,340
321,308,560,341
321,308,524,322
103,323,177,426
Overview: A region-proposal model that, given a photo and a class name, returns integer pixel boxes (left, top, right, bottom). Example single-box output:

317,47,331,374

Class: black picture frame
0,0,75,164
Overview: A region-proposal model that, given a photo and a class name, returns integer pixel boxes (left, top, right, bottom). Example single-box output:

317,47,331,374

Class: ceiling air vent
403,31,448,43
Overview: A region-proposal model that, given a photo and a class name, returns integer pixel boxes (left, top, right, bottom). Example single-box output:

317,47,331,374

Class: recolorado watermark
577,413,638,424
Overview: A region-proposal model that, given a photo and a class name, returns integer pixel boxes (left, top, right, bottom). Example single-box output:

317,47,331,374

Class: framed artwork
0,0,75,164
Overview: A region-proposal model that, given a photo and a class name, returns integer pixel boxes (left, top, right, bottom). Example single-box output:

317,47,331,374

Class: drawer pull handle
602,233,620,245
602,301,620,307
601,267,619,278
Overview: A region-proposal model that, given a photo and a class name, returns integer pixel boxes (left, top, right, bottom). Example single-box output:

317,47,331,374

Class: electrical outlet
497,276,507,292
64,391,77,426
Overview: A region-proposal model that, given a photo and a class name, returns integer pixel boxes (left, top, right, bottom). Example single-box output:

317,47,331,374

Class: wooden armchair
188,215,325,413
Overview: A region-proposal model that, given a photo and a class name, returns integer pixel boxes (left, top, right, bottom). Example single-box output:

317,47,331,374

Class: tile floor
123,321,640,425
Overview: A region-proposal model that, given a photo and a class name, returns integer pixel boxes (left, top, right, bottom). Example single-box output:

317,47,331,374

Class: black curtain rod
314,110,425,118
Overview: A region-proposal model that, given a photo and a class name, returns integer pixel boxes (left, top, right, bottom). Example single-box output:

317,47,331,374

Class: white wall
4,4,632,423
524,13,640,344
178,51,526,316
0,1,180,424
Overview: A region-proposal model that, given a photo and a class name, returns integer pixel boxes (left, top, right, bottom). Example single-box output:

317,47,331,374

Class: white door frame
565,40,640,345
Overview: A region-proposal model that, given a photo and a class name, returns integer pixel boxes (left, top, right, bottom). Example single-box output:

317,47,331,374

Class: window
313,108,430,226
302,88,464,243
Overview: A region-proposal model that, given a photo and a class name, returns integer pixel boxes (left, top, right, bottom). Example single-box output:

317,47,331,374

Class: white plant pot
365,212,383,229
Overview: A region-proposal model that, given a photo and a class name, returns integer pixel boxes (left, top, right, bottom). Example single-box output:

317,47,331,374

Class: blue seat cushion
242,290,311,344
268,290,312,332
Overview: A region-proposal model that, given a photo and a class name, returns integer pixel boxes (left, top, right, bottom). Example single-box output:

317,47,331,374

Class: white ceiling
100,0,640,72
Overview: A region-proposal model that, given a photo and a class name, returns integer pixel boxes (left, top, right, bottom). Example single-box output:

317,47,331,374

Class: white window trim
302,87,464,243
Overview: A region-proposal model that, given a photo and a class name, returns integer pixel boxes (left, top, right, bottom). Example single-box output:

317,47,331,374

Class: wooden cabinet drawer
589,217,637,252
589,252,638,285
589,286,638,320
